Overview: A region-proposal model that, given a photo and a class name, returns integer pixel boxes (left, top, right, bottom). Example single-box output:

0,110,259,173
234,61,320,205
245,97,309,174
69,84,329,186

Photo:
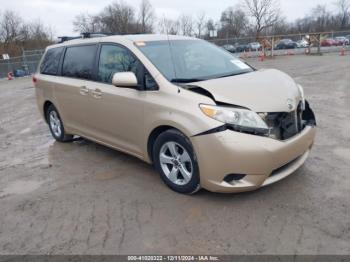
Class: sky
1,0,337,37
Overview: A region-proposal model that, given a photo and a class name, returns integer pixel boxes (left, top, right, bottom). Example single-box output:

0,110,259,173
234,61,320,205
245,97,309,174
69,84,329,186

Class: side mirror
112,72,138,88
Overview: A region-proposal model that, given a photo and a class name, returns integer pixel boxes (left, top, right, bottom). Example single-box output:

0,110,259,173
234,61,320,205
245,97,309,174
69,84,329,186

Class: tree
0,10,22,45
158,17,180,35
73,14,101,33
206,19,216,33
334,0,350,29
220,6,248,38
310,5,332,32
0,11,52,56
243,0,280,39
179,14,194,36
195,12,207,38
138,0,155,33
99,0,137,34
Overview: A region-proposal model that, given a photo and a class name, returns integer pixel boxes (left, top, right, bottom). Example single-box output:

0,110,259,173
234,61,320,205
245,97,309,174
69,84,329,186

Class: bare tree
205,19,216,35
138,0,155,33
334,0,350,28
99,0,137,34
311,5,332,32
0,10,22,45
158,17,180,35
28,20,53,42
195,12,207,38
243,0,280,39
220,6,248,38
73,13,101,33
179,14,194,36
0,12,52,56
268,16,288,35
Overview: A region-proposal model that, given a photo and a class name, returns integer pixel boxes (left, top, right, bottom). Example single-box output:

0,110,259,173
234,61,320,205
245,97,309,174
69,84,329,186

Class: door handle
91,88,102,99
80,86,89,95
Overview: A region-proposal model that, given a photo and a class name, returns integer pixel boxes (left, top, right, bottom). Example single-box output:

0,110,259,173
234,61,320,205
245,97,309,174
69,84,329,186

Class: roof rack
81,32,110,38
57,32,110,43
57,36,81,43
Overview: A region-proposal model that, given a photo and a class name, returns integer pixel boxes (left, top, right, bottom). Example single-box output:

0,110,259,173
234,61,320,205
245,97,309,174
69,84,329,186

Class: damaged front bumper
191,125,316,193
190,102,317,193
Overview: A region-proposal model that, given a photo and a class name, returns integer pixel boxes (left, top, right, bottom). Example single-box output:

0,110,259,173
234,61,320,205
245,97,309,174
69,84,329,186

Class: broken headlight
200,104,269,133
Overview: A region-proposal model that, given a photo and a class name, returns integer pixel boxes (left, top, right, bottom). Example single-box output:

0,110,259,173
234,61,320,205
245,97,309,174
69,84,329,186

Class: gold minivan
34,34,316,194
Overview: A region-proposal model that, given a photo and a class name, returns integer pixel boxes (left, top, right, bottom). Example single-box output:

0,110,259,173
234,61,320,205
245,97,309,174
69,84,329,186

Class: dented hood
193,69,301,112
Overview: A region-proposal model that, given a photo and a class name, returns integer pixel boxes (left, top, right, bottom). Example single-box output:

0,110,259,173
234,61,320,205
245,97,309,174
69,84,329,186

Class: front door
84,44,147,157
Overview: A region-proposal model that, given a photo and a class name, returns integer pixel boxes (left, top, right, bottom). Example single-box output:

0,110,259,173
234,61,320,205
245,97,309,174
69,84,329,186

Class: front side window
98,45,140,84
40,47,64,75
97,44,158,90
137,40,253,83
62,45,96,80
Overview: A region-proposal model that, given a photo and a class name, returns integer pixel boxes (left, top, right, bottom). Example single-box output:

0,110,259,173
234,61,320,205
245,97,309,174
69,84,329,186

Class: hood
192,69,301,112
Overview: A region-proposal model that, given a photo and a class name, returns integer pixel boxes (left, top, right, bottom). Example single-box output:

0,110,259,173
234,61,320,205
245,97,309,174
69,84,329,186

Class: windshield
137,40,253,83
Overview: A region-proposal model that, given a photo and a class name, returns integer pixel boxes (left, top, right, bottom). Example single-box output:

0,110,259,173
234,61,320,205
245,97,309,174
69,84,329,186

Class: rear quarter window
40,47,64,75
62,45,97,80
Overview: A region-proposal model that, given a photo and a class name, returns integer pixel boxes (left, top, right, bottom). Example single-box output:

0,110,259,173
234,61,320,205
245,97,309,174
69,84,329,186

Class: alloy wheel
49,111,62,138
159,141,193,186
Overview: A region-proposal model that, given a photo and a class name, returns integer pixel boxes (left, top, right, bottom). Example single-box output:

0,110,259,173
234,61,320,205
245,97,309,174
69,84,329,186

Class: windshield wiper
170,78,205,83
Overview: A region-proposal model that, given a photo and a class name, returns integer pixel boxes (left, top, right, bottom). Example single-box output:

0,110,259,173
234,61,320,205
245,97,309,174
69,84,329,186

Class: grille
262,103,304,140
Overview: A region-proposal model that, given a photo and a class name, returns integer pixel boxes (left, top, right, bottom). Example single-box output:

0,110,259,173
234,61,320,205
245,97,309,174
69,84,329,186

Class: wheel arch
147,125,189,164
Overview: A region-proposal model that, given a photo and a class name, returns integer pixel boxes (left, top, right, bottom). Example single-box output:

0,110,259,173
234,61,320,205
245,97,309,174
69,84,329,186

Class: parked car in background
321,38,336,47
247,42,261,51
275,39,298,50
222,44,236,53
13,69,28,77
332,38,342,46
235,44,249,53
296,39,309,48
335,36,349,45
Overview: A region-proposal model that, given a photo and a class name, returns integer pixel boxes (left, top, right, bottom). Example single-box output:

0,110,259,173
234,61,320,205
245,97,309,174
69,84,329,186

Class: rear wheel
153,129,200,194
46,104,73,142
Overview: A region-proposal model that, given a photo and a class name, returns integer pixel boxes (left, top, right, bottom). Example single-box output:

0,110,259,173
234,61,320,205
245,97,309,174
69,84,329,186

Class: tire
153,129,201,194
46,104,73,142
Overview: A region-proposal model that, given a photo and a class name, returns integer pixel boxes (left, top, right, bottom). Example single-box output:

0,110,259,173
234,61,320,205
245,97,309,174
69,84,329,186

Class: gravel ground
0,54,349,255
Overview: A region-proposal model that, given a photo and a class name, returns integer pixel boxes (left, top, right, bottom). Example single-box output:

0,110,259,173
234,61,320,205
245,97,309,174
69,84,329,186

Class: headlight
200,104,269,132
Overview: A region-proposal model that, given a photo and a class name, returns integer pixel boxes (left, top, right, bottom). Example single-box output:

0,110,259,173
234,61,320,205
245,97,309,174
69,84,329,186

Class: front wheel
153,129,201,194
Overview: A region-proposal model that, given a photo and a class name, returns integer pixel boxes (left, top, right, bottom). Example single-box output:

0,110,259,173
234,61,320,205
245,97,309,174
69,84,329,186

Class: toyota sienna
34,34,316,194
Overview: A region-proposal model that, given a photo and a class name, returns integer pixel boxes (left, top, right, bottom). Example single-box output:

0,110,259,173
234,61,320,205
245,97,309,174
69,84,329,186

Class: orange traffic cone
7,72,13,80
259,52,265,61
340,47,345,56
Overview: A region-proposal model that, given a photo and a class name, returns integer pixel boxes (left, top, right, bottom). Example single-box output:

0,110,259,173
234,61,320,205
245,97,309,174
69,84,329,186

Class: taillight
32,75,37,85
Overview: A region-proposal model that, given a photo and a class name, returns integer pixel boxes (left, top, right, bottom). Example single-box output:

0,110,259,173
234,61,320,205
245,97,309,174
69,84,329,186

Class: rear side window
40,47,64,75
62,45,96,80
